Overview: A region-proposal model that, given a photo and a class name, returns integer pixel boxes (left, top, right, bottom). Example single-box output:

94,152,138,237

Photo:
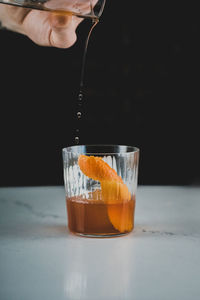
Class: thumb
49,13,83,48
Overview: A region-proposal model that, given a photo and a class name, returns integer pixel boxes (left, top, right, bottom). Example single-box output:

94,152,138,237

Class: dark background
0,2,199,186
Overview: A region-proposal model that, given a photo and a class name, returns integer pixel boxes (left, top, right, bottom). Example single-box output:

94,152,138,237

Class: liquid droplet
78,93,83,101
74,136,79,144
77,112,82,119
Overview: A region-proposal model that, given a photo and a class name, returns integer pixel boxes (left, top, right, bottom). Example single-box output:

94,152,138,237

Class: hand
0,4,83,48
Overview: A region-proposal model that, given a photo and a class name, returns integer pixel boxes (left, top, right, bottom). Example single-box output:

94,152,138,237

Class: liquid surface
66,193,136,236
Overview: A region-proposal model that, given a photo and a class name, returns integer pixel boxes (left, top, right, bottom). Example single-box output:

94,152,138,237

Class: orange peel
78,155,122,182
101,180,131,204
78,154,132,233
107,200,134,232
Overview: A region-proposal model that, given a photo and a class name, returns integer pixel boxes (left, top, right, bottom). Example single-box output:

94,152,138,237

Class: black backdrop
0,2,199,186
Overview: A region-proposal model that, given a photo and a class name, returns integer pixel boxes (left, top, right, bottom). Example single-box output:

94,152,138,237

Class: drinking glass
62,145,140,237
0,0,106,19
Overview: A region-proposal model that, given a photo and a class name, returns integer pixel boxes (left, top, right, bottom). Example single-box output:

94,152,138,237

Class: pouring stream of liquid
74,19,99,145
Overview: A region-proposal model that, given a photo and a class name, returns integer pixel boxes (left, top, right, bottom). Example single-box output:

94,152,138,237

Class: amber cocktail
62,145,139,237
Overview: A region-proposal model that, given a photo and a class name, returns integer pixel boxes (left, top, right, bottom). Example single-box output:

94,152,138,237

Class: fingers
22,10,83,48
49,13,83,48
0,4,30,34
0,4,83,48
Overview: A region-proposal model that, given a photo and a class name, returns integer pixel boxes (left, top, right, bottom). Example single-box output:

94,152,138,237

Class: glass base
70,230,132,238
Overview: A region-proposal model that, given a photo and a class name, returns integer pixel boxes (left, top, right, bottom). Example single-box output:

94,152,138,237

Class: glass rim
95,0,106,18
62,144,140,155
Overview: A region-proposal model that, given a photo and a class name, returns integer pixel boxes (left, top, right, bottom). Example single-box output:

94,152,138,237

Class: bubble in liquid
74,136,79,144
77,112,82,119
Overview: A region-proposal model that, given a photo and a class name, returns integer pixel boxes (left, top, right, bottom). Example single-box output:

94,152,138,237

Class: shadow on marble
0,223,70,240
2,222,192,241
0,223,158,240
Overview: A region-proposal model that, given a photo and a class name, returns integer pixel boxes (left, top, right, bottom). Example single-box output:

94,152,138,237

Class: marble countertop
0,185,200,300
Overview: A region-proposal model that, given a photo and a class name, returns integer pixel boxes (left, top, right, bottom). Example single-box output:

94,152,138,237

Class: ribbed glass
62,145,139,237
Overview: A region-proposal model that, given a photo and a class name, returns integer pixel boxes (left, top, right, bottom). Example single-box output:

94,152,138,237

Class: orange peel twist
78,155,133,232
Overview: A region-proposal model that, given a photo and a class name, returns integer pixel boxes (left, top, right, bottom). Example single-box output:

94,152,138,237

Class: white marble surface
0,185,200,300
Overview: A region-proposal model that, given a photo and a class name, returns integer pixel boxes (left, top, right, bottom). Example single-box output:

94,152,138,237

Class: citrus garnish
78,154,132,233
78,155,122,182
